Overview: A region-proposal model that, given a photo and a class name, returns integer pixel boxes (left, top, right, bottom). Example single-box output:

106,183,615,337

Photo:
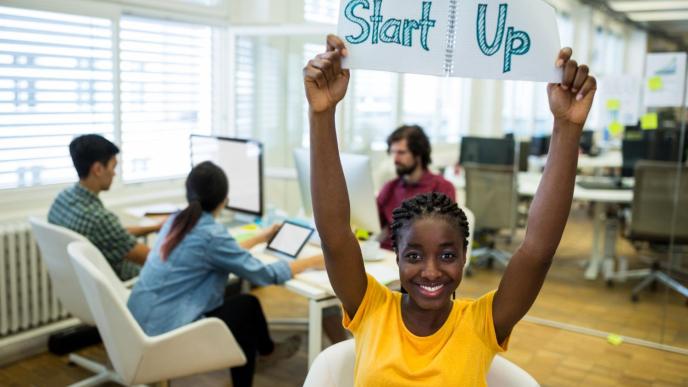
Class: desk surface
445,170,633,204
250,242,398,300
528,150,622,171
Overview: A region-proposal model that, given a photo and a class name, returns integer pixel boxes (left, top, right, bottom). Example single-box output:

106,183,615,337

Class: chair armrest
132,318,247,384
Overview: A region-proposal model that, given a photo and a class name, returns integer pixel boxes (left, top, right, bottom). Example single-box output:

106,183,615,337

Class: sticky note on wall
641,112,658,130
608,121,623,136
606,99,621,111
648,76,663,91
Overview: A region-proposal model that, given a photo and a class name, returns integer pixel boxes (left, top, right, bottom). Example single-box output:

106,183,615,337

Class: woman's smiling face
396,217,465,312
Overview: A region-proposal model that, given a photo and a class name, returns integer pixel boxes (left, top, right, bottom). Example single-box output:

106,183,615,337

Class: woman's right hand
288,254,325,275
303,34,350,113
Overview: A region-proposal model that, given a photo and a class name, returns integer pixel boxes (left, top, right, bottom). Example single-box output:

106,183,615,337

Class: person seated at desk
377,125,456,250
48,134,162,281
127,161,324,387
304,35,596,385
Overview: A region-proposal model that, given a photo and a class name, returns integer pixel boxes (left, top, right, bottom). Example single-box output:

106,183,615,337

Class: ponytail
160,201,203,260
159,161,229,260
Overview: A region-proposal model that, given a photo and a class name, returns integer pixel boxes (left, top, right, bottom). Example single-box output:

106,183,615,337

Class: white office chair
303,339,539,387
67,241,247,385
29,217,123,387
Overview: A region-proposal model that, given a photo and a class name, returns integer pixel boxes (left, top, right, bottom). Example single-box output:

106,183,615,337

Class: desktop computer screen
190,135,263,217
459,136,515,165
293,148,381,235
579,130,594,155
529,135,550,156
621,128,685,177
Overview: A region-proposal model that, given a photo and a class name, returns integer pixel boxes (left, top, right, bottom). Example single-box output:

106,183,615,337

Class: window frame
0,0,227,195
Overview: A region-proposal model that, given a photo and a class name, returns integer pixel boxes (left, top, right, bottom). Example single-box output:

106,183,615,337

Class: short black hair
386,124,432,169
69,134,120,179
390,192,469,252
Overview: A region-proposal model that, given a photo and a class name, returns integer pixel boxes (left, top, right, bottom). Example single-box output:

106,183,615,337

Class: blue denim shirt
127,212,292,336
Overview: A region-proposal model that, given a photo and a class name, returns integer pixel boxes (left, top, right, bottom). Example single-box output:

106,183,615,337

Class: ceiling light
626,10,688,20
610,1,688,12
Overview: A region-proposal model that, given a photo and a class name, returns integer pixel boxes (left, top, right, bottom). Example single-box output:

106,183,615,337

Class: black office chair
606,161,688,303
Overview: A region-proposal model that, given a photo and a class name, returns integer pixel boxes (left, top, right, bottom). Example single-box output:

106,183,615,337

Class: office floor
1,206,687,386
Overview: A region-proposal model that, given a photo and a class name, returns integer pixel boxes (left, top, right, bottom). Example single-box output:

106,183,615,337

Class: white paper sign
338,0,562,82
644,52,687,108
598,75,642,126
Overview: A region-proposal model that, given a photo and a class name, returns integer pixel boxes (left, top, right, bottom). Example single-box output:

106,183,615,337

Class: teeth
420,284,444,292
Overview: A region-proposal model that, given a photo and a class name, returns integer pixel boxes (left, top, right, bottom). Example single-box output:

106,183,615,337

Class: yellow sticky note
608,121,623,136
606,99,621,111
355,228,370,240
648,76,663,91
240,224,259,231
641,112,658,130
607,333,624,346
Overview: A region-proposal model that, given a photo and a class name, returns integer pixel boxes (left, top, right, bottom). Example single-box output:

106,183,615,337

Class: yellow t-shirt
343,274,509,386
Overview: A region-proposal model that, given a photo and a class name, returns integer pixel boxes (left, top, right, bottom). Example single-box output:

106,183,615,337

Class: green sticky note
608,121,623,136
606,99,621,111
607,333,624,346
641,112,658,130
648,76,663,91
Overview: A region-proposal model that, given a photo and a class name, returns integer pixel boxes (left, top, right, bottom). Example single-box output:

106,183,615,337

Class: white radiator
0,223,69,338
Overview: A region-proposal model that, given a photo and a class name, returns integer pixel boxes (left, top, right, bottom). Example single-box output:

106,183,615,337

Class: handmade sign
338,0,561,81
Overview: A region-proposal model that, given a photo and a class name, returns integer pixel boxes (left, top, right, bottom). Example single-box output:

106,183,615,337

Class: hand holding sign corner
548,47,597,128
303,35,351,113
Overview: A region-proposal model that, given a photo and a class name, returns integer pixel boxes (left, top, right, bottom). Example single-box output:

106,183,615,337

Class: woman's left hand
547,47,597,127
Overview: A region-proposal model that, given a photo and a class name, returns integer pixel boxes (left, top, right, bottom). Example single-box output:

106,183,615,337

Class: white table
528,150,622,172
251,243,398,366
517,173,632,280
445,170,633,280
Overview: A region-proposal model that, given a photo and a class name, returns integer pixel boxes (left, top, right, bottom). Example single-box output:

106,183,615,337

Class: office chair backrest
464,164,517,231
518,141,530,172
29,217,96,324
631,161,688,244
303,339,539,387
68,242,145,382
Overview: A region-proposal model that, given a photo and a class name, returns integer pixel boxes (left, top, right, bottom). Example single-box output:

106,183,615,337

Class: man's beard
395,161,417,177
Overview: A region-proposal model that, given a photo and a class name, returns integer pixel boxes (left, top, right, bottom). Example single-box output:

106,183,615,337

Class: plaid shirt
48,183,140,280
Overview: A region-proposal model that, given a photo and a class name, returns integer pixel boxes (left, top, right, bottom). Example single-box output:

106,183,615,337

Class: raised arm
303,35,367,318
493,48,597,343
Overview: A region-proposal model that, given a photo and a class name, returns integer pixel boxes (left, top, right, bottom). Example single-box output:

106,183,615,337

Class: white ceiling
606,0,688,43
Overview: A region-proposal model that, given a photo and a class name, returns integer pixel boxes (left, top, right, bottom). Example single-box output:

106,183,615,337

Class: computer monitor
190,135,263,217
621,129,684,177
579,130,594,155
529,135,550,156
621,137,648,178
293,148,381,235
459,136,515,166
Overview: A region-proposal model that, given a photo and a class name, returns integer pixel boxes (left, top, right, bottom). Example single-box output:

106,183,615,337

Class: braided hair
390,192,469,252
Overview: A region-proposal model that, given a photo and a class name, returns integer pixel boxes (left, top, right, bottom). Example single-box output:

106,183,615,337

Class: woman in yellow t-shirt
303,35,596,386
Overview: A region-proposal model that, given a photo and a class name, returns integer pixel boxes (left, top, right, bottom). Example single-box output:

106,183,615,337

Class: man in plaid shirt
48,135,162,280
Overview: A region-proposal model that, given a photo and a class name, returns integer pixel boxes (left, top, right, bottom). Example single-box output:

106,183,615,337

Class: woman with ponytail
127,161,323,387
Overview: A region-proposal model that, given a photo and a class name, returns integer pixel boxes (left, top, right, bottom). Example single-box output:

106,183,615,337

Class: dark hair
69,134,120,179
386,124,432,169
161,161,229,260
390,192,469,252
